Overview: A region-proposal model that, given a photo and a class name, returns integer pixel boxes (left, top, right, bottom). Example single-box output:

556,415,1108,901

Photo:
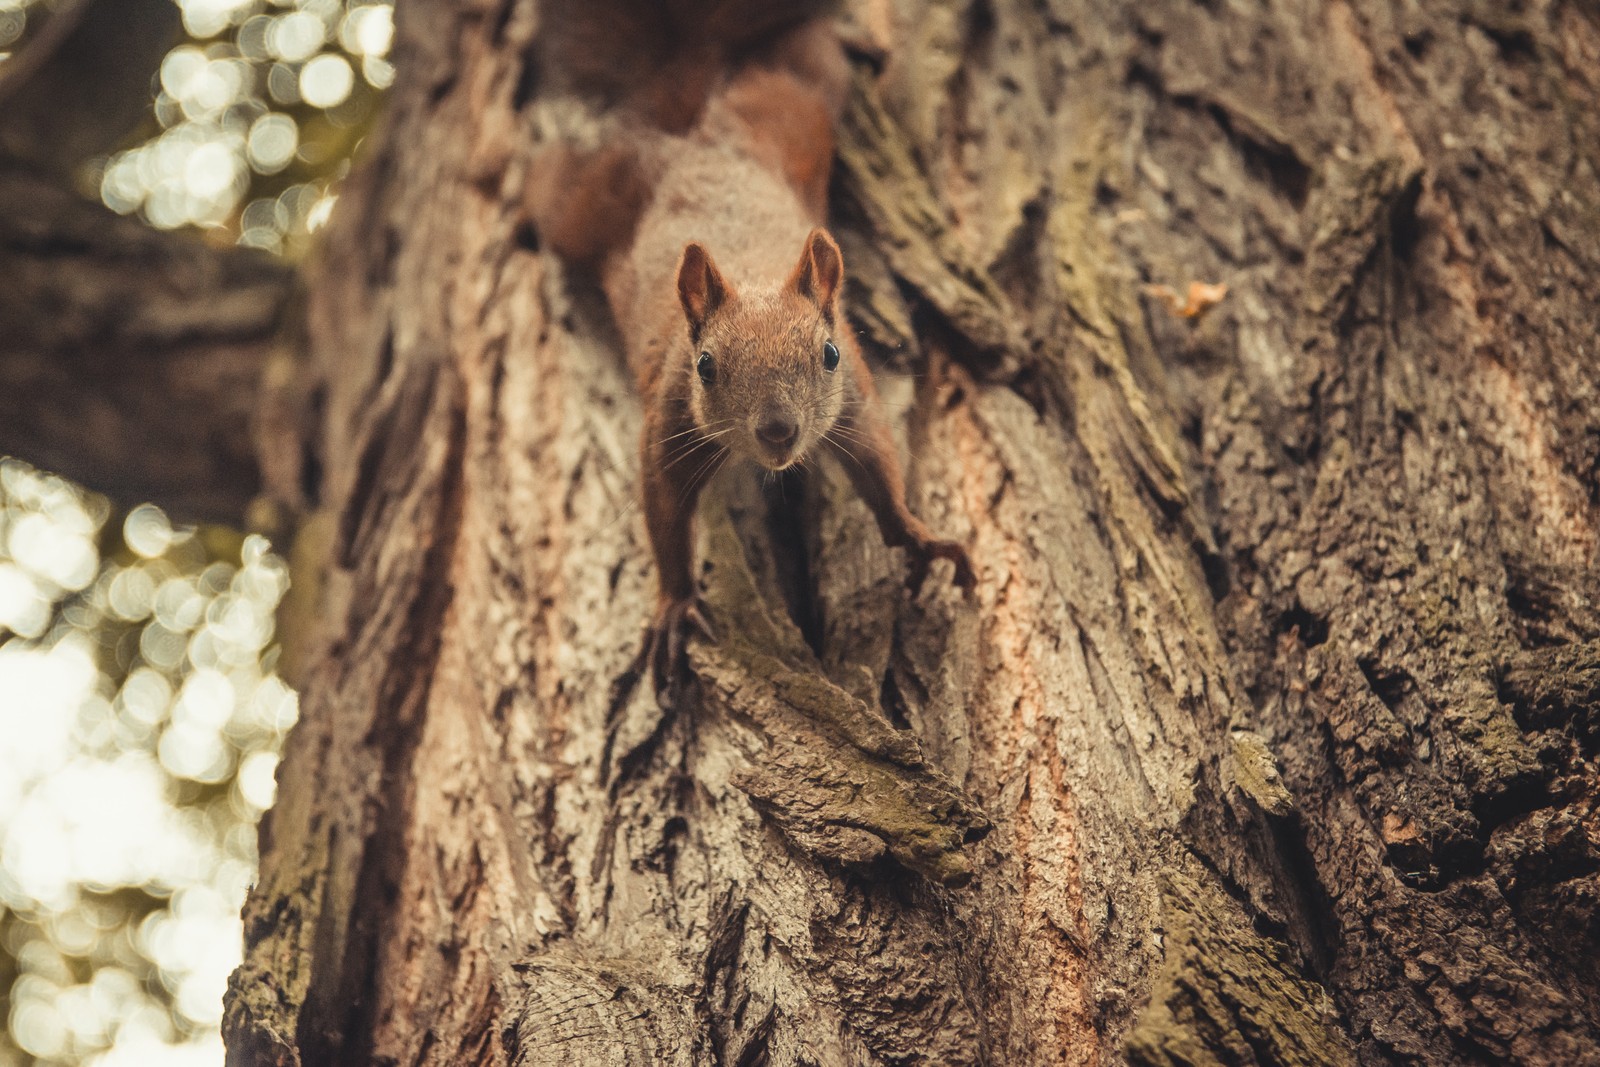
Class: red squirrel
529,18,974,691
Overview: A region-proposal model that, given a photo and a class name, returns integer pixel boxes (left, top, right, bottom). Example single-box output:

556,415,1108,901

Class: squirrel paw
647,595,718,701
906,538,977,597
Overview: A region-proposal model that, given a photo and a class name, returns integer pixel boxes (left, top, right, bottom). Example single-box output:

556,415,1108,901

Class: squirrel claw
906,539,977,598
647,595,716,701
683,600,717,643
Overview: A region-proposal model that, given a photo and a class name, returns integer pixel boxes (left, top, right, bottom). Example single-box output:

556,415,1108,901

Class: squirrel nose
756,415,799,448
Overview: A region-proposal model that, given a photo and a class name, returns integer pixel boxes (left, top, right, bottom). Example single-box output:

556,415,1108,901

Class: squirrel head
676,229,847,471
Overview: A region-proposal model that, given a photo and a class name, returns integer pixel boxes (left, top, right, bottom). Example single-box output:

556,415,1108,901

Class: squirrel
527,14,975,692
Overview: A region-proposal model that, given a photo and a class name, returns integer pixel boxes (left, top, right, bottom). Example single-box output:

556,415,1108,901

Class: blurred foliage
0,464,295,1066
0,0,391,1062
4,0,393,254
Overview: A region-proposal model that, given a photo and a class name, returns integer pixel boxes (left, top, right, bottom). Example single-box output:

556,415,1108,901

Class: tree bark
5,0,1596,1064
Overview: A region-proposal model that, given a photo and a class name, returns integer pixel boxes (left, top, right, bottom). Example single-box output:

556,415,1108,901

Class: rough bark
4,0,1595,1064
216,0,1600,1062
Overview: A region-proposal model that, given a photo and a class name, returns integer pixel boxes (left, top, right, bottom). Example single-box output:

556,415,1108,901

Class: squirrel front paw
906,538,976,596
646,595,717,700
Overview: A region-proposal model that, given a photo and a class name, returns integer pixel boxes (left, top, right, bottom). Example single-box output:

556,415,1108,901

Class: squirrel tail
524,138,651,270
526,5,851,264
535,0,842,132
689,17,848,219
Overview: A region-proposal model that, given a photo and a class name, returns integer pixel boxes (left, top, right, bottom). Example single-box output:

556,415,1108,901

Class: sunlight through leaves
0,463,295,1067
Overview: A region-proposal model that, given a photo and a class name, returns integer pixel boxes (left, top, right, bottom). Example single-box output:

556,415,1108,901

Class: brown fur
527,15,974,693
534,0,839,133
524,140,650,268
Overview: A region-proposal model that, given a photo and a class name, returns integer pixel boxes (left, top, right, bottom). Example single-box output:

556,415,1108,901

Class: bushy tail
536,0,839,131
711,16,850,218
523,138,651,270
526,1,851,264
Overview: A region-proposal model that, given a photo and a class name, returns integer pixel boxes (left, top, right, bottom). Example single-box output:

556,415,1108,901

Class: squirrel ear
677,242,728,337
790,229,843,312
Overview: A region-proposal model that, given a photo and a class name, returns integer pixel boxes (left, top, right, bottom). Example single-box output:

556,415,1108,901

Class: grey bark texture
2,0,1596,1065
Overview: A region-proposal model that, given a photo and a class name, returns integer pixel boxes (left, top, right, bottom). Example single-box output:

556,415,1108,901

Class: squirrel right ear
789,229,844,313
677,242,728,337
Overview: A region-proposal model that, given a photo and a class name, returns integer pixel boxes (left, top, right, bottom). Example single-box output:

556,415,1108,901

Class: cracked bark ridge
1125,869,1357,1067
227,353,470,1066
689,512,992,887
835,65,1026,378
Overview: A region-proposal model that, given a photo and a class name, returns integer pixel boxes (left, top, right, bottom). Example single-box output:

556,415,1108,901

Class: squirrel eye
696,352,716,385
822,340,840,372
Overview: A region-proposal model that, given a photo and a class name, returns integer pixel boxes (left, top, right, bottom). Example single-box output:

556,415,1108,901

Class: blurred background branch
0,0,179,173
0,0,295,526
0,169,290,525
0,0,393,1061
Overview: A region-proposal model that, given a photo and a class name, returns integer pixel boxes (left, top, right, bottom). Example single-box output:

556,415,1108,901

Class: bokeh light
0,462,296,1067
1,0,385,1061
75,0,396,253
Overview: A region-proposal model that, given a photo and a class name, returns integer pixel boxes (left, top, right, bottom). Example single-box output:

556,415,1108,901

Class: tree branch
0,166,292,523
0,0,294,524
0,0,180,174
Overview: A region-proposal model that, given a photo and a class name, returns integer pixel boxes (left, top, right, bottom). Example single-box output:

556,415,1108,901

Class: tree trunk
19,0,1583,1064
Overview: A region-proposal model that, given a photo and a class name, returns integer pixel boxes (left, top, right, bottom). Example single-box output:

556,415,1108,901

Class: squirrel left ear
789,228,843,313
677,242,729,338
